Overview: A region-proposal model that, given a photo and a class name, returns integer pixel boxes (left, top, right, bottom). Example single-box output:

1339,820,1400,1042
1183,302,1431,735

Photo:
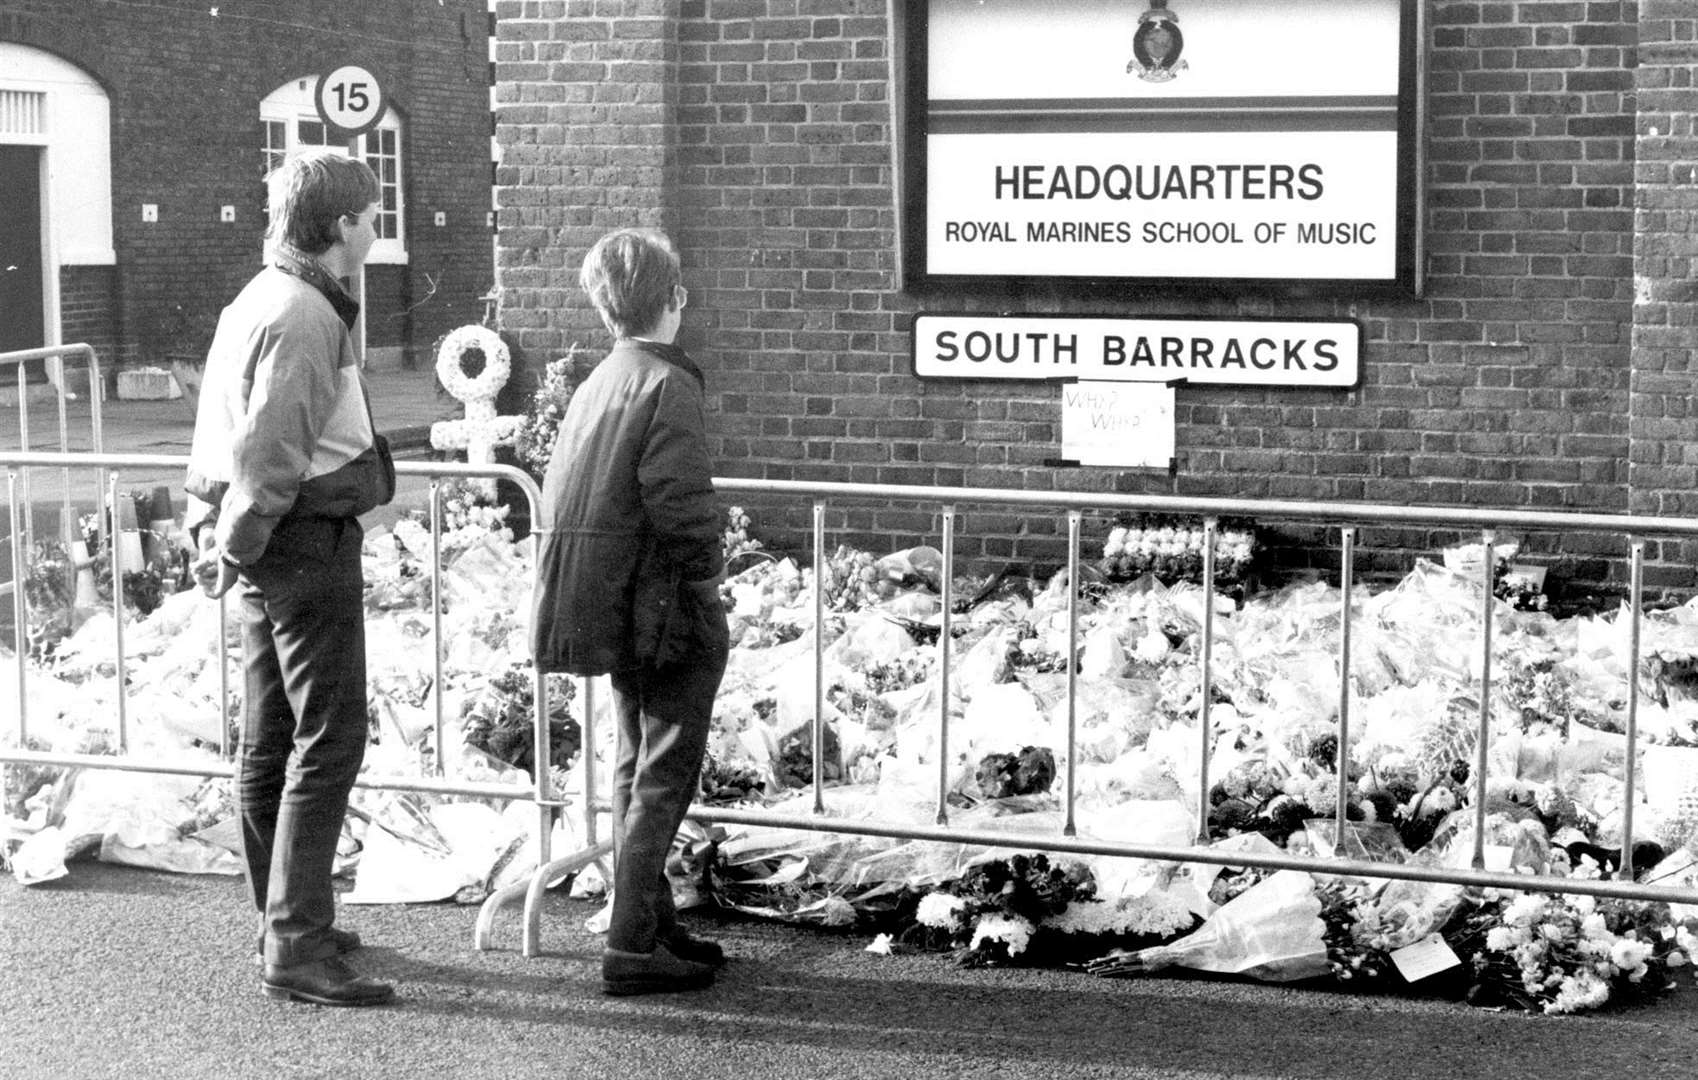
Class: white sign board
1061,381,1174,468
907,0,1418,289
926,131,1397,281
914,314,1360,387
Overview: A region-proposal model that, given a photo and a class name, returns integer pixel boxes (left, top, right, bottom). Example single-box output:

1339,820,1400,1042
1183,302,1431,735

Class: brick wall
1630,2,1698,589
57,266,119,375
0,0,494,376
494,1,1692,594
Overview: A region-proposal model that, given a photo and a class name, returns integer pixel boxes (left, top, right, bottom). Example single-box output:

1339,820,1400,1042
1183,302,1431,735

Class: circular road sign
315,65,387,138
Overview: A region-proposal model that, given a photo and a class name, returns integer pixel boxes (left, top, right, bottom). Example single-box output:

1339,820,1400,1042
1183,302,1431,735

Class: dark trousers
606,637,728,953
235,517,368,968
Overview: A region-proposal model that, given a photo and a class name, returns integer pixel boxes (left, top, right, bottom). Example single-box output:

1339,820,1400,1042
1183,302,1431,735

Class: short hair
265,150,381,255
579,228,681,339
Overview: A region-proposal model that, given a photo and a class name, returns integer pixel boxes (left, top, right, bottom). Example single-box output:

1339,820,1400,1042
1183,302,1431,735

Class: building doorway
0,144,45,377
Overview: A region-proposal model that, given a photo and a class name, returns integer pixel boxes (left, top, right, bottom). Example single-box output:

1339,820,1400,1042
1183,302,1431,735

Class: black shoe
663,927,726,969
255,926,362,962
602,942,715,996
262,955,395,1007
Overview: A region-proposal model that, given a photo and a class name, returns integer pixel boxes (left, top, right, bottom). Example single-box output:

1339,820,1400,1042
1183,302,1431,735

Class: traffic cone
114,496,144,574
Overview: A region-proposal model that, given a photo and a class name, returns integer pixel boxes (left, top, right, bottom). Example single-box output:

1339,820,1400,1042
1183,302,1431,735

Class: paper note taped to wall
1061,381,1174,468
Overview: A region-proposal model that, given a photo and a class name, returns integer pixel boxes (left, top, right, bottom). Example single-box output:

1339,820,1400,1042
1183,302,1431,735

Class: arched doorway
0,45,113,385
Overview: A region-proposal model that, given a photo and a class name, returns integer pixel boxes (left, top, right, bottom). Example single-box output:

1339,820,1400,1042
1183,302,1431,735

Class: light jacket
184,247,393,564
531,337,724,675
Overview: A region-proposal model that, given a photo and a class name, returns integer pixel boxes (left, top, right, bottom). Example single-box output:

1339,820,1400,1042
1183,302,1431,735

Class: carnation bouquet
1100,515,1257,587
1455,862,1691,1013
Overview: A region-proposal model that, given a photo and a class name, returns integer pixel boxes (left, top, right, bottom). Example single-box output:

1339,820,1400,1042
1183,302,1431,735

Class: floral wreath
435,325,511,404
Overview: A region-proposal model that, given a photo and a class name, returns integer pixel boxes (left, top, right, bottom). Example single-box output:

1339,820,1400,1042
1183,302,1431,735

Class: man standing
186,149,396,1007
532,227,730,995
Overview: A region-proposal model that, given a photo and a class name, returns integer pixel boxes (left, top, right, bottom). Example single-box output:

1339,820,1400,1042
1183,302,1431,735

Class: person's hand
192,530,240,599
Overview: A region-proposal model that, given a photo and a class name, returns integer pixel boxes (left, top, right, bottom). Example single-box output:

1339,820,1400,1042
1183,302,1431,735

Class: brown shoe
602,942,715,996
663,927,726,969
262,955,395,1007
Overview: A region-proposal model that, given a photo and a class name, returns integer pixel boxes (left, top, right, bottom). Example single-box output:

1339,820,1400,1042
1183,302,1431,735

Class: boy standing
532,228,729,995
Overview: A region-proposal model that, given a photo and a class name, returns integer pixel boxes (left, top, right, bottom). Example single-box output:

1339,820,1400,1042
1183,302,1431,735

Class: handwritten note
1390,933,1463,983
1061,381,1175,467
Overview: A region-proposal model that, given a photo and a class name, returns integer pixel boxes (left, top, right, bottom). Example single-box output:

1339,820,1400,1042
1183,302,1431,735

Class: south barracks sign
912,313,1361,388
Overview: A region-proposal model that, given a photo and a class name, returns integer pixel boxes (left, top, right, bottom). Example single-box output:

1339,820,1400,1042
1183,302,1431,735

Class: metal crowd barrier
0,451,590,943
498,478,1698,957
1,344,108,570
8,448,1698,959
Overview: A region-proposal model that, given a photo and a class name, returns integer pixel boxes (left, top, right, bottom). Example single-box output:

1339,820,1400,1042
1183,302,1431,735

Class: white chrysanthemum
1545,972,1611,1015
1485,927,1516,952
1502,893,1548,925
1610,938,1652,974
969,914,1035,956
915,892,968,929
1580,912,1609,940
435,324,511,403
1577,937,1612,961
1044,891,1195,938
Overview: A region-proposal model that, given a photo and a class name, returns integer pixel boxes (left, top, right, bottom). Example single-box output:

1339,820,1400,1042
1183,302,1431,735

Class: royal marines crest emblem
1127,1,1186,83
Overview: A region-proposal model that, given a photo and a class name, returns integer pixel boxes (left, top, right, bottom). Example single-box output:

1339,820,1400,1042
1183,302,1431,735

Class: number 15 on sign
316,65,386,137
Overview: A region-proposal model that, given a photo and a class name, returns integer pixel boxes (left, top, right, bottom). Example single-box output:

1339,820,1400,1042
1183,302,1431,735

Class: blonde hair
579,228,681,339
265,149,380,255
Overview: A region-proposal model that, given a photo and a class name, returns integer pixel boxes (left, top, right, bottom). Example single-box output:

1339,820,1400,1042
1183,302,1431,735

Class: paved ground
3,860,1698,1080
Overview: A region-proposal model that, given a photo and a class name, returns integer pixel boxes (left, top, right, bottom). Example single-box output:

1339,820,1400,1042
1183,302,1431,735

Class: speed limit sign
315,65,386,137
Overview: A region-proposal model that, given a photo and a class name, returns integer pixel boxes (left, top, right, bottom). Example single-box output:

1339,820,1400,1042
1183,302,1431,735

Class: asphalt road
3,860,1698,1080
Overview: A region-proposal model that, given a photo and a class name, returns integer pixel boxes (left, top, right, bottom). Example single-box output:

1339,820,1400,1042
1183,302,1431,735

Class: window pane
362,124,402,242
263,120,286,175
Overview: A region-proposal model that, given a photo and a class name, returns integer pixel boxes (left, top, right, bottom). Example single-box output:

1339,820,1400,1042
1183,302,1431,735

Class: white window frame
260,77,406,264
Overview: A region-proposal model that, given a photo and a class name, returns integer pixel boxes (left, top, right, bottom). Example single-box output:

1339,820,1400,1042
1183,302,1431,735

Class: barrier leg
474,838,614,956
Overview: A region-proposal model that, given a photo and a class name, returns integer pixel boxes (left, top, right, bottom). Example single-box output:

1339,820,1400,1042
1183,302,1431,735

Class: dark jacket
184,247,394,564
531,338,725,675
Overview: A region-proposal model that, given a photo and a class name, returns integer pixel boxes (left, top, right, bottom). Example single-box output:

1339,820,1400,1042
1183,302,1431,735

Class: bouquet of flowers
1453,866,1692,1013
907,852,1098,966
429,477,515,553
974,746,1057,799
458,664,581,777
512,347,582,480
1100,515,1257,586
722,557,807,648
1005,619,1072,674
722,505,766,566
817,545,886,612
22,539,75,661
699,753,767,804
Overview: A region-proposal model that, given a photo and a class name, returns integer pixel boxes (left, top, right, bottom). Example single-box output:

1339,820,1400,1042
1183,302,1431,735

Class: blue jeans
235,517,368,968
606,592,729,953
